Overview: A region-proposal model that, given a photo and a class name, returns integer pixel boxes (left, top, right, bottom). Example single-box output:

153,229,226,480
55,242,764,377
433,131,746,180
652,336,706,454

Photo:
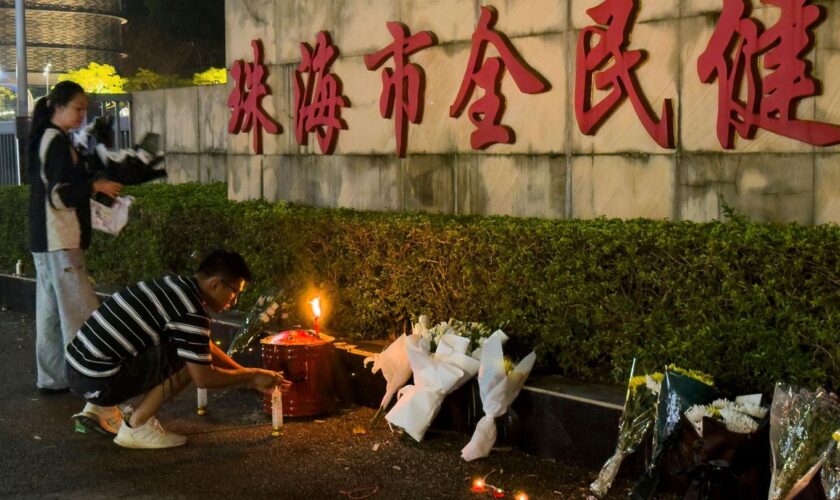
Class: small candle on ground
271,386,283,436
196,388,207,415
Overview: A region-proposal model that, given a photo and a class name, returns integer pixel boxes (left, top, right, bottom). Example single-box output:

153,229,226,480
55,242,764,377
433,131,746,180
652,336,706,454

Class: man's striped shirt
66,275,212,378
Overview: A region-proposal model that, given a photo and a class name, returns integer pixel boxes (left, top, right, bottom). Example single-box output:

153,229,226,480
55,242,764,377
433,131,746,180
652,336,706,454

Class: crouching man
65,249,289,449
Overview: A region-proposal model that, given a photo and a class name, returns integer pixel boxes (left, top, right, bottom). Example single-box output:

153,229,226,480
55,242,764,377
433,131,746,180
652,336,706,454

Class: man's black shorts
66,343,185,406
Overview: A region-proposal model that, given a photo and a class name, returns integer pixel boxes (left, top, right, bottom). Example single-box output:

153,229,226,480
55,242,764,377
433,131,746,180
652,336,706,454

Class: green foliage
0,86,15,120
124,69,191,91
193,67,227,86
58,63,126,94
1,183,838,394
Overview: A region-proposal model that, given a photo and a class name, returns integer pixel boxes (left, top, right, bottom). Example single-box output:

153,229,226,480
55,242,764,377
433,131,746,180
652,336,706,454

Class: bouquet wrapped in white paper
461,331,535,461
364,315,432,426
385,332,480,442
364,333,413,423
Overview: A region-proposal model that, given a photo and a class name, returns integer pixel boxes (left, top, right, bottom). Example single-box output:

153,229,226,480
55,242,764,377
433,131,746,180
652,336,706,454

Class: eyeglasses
219,279,243,306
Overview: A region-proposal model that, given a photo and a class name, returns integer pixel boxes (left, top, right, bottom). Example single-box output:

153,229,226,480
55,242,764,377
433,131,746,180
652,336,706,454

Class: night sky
120,0,226,76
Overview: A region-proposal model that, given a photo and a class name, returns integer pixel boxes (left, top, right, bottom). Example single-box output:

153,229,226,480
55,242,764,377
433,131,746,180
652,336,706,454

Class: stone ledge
0,273,626,469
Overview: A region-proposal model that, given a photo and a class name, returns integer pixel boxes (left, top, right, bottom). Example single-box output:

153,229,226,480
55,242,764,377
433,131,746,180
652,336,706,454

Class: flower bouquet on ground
769,384,840,500
823,431,840,499
664,396,771,498
590,365,664,498
227,291,289,356
363,320,422,427
631,365,717,499
385,318,487,442
461,330,536,461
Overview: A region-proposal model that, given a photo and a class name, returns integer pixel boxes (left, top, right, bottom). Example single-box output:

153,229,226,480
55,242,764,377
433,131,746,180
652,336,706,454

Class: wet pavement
0,309,631,499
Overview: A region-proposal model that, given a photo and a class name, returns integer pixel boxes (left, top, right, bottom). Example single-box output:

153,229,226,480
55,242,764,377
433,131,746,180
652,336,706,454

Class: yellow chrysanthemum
666,364,715,387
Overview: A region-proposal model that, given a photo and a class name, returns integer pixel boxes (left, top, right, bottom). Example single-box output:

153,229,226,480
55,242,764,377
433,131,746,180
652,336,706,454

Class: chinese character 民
227,39,282,154
293,32,349,155
450,6,549,150
365,22,436,158
698,0,840,148
575,0,674,148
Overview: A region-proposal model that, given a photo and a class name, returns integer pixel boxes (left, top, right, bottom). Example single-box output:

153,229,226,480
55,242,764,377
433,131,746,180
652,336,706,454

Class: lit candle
271,385,283,436
309,297,321,337
471,478,486,493
196,388,207,415
515,493,529,500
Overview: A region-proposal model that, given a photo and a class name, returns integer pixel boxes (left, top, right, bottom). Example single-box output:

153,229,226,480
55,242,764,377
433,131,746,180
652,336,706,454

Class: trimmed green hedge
2,183,839,394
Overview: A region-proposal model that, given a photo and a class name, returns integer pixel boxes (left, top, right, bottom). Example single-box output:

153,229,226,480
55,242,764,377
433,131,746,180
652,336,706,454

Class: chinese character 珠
227,39,282,154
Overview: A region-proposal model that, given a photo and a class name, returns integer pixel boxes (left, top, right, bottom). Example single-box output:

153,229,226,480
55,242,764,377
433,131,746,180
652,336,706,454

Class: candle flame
309,297,321,318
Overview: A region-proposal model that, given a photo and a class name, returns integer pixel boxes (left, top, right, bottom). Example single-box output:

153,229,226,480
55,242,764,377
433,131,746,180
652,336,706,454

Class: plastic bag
90,195,134,235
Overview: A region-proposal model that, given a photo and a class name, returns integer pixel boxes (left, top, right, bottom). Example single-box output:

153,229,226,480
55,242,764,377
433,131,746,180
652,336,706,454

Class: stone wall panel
227,154,263,201
571,155,675,219
460,155,566,217
678,154,814,224
165,87,200,153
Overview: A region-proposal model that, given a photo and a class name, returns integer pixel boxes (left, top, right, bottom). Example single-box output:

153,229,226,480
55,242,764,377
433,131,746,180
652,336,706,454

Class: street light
43,62,51,95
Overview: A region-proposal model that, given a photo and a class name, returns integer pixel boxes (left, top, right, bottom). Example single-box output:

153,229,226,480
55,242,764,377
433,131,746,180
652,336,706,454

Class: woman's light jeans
32,249,99,390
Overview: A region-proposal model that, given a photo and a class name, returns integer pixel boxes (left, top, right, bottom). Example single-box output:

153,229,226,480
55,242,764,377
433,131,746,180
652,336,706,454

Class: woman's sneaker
113,417,187,449
72,403,124,435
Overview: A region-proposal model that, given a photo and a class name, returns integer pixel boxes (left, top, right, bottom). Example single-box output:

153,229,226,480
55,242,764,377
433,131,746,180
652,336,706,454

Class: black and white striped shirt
66,275,212,378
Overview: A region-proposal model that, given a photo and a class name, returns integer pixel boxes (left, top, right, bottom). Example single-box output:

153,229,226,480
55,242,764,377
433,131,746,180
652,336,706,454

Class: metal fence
0,120,19,186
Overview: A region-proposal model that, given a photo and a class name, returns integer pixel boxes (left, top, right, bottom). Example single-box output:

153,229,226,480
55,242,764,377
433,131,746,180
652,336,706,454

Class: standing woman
28,80,122,392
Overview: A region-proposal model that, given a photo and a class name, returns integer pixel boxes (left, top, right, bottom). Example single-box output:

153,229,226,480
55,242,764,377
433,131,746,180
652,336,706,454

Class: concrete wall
133,0,840,224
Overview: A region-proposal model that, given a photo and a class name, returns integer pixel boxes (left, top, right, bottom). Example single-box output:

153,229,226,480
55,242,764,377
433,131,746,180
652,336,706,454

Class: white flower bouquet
769,384,840,500
384,324,482,442
461,330,535,461
227,291,290,355
363,331,416,426
684,396,768,437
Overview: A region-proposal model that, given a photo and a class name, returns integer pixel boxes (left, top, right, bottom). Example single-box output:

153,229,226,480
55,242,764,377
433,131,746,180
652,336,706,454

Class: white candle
271,386,283,436
196,388,207,415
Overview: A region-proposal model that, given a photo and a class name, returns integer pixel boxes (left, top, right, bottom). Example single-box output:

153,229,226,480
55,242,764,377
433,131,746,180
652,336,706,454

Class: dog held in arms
74,115,166,204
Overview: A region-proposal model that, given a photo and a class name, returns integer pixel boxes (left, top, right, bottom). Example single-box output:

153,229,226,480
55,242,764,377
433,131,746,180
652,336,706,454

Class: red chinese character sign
227,39,282,154
450,6,550,150
698,0,840,148
293,32,349,155
575,0,675,149
365,23,436,158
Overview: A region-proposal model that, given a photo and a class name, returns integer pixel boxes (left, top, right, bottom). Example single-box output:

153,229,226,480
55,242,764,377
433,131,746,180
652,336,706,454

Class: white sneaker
113,416,187,449
72,403,124,435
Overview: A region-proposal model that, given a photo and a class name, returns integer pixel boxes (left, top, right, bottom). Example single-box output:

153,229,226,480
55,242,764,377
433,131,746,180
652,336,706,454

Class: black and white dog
75,115,167,189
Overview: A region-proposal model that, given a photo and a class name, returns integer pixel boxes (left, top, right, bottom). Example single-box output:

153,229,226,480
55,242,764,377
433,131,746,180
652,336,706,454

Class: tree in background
58,63,126,94
0,86,15,119
192,67,227,86
124,69,189,91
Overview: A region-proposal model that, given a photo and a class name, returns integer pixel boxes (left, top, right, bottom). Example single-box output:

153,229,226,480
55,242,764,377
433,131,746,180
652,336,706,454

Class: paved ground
0,309,632,499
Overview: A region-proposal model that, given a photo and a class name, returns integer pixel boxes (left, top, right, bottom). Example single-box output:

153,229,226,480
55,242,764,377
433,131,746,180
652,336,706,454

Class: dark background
120,0,226,76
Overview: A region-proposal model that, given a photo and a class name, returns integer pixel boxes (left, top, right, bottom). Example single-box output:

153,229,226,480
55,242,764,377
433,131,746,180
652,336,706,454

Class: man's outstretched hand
252,369,292,394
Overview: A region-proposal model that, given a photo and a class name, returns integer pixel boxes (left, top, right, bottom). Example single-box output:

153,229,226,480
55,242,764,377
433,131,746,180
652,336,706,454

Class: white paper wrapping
363,334,414,410
461,331,535,461
385,333,480,442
